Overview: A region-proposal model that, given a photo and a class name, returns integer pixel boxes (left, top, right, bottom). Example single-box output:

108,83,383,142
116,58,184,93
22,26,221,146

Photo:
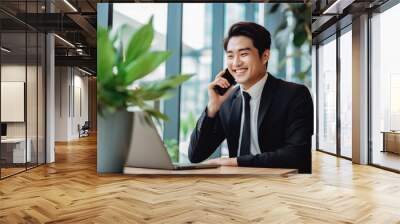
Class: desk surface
1,138,26,143
381,131,400,134
123,166,297,177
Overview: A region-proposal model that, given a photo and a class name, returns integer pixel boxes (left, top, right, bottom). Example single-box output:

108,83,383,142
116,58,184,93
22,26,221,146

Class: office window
222,3,246,71
317,37,337,154
179,3,213,163
339,29,352,158
371,3,400,171
224,3,246,35
255,3,265,27
112,3,168,82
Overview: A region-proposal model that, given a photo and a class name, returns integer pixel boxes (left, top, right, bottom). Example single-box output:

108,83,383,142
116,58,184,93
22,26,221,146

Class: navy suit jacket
188,74,314,173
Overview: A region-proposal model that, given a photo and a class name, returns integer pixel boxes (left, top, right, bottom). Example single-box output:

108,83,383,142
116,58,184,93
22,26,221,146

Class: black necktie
240,91,251,156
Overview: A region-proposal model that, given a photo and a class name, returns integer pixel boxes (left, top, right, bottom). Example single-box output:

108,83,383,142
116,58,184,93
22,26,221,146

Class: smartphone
213,69,237,96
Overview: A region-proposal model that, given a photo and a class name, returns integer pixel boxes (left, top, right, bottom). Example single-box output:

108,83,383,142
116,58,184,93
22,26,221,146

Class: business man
188,22,314,173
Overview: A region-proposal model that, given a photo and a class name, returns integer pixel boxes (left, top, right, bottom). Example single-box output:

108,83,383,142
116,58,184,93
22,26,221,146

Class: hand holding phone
213,69,237,96
207,69,237,118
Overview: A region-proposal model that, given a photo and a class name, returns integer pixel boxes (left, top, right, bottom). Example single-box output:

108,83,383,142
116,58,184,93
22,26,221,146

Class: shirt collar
240,72,268,101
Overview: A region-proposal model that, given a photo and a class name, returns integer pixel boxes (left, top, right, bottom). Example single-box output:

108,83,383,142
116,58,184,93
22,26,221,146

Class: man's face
226,36,269,89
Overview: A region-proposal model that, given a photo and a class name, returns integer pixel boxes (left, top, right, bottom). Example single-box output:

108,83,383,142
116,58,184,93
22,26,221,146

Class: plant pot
97,109,133,173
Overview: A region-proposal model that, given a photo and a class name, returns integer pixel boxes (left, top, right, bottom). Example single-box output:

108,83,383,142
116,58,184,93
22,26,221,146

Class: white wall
55,66,69,141
54,67,89,141
1,65,39,138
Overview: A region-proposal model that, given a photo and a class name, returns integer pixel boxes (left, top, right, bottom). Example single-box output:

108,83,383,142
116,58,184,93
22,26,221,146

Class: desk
381,131,400,154
1,138,31,163
123,166,297,177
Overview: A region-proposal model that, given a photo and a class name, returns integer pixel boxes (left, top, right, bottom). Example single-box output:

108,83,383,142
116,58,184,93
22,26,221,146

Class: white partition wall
54,67,89,141
1,82,24,122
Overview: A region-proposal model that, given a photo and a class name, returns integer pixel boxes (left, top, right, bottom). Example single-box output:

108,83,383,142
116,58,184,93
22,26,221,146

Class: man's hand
203,157,238,166
207,70,236,118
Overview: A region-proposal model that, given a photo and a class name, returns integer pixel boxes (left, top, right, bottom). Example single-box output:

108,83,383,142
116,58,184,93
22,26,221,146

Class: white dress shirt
237,73,268,156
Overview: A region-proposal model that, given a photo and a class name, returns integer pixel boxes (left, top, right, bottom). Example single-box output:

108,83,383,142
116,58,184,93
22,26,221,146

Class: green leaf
164,139,179,162
114,24,133,62
99,87,127,108
293,24,307,47
123,51,172,85
144,108,169,121
97,27,116,85
130,88,165,101
128,74,192,102
274,19,288,36
144,74,192,92
125,16,154,63
269,4,280,13
97,19,192,118
295,65,311,81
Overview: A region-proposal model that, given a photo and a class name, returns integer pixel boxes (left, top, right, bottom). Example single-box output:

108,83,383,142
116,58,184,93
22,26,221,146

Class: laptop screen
1,123,7,137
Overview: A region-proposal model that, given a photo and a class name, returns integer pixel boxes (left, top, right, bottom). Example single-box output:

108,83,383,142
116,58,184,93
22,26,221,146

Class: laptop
124,112,219,171
1,123,7,140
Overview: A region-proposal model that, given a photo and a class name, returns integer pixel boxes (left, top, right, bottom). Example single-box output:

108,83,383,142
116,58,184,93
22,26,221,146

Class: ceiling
0,0,97,75
312,0,389,44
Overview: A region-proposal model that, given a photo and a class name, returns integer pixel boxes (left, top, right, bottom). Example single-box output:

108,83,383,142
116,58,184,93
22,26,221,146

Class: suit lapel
257,74,278,132
229,90,242,157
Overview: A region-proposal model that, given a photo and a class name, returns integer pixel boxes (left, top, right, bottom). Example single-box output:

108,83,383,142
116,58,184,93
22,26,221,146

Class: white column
46,33,55,163
352,14,369,164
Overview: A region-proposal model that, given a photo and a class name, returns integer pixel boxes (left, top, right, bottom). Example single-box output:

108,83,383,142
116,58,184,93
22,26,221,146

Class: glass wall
371,3,400,171
179,3,213,162
0,1,46,179
1,31,28,177
339,28,352,158
317,36,337,154
38,32,45,165
27,29,38,169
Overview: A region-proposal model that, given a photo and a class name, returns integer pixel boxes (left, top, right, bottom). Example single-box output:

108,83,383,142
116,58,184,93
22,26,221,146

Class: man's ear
262,49,270,64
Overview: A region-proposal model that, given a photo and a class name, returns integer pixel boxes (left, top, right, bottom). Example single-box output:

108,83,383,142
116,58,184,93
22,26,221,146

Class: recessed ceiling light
1,47,11,53
63,0,78,12
54,34,75,48
78,67,92,76
322,0,355,15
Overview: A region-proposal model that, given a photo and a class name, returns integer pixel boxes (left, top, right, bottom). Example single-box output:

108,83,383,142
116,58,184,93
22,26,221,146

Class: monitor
1,123,7,137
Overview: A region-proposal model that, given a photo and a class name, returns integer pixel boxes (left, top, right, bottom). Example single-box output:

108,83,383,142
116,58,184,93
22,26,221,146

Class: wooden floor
1,135,400,223
372,150,400,171
0,167,26,178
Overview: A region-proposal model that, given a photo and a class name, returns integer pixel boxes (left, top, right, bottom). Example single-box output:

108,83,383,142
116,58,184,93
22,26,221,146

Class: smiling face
226,36,269,90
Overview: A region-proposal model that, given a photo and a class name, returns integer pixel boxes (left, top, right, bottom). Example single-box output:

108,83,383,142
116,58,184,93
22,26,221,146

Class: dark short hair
223,22,271,57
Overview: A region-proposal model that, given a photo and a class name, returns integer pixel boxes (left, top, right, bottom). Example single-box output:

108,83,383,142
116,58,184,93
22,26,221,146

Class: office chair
78,121,90,138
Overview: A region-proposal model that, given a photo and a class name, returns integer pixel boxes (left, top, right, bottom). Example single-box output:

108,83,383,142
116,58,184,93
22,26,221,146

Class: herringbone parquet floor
1,134,400,223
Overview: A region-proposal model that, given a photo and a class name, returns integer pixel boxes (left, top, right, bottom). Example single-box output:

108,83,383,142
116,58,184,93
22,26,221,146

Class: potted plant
97,17,191,173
